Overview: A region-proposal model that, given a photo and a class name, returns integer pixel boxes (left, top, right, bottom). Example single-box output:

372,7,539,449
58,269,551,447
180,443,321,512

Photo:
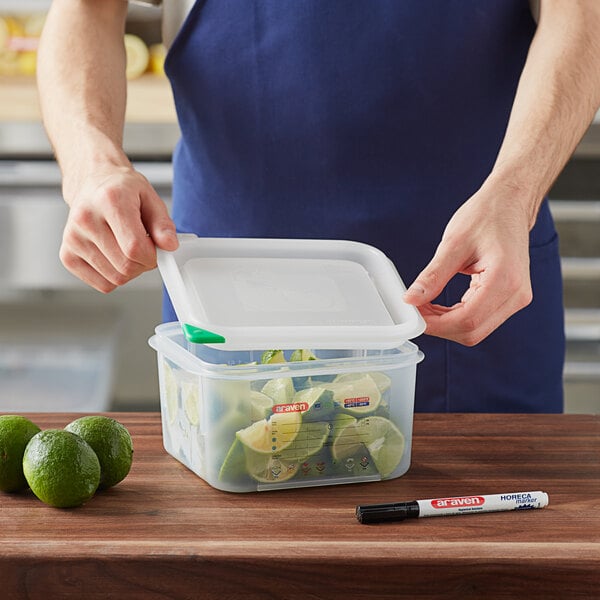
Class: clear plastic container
149,322,423,492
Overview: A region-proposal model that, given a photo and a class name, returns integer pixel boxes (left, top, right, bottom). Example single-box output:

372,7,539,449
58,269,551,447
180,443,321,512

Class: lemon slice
332,416,404,478
236,411,301,454
261,377,294,404
326,374,381,416
124,33,149,79
0,18,10,51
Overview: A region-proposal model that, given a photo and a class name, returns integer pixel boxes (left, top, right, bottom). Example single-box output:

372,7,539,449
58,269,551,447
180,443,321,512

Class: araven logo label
273,402,309,414
431,496,485,509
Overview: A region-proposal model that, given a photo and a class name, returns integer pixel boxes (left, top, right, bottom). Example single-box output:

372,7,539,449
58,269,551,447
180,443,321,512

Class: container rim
148,322,424,380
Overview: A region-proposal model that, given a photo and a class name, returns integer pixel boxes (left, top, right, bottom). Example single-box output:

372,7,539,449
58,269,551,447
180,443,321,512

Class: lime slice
249,390,274,421
244,450,299,483
334,371,391,394
332,416,404,478
278,421,330,461
181,380,199,426
290,349,317,362
218,438,248,482
162,360,179,425
326,374,381,416
236,411,301,454
260,349,286,364
293,387,335,421
261,377,295,404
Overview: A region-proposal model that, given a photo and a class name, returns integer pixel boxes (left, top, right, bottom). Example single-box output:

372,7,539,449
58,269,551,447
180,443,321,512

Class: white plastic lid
157,235,425,349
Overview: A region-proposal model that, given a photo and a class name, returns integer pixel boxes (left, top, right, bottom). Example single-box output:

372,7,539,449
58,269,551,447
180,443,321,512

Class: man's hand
60,167,179,292
403,183,533,346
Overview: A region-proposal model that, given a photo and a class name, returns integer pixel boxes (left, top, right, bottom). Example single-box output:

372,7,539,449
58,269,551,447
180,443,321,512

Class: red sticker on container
343,397,370,409
272,402,309,414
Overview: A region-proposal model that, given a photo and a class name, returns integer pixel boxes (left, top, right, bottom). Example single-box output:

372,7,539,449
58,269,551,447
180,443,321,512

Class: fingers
417,268,533,346
139,187,179,251
403,239,471,306
59,170,177,292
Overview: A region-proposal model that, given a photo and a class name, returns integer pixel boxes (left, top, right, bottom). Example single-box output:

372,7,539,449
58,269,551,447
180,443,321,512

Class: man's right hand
60,167,179,293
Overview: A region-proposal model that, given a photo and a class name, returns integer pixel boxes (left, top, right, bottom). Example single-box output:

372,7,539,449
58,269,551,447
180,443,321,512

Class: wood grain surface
1,413,599,599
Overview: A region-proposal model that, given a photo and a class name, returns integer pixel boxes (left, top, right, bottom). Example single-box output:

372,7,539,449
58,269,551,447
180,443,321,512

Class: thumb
141,190,179,251
403,243,465,306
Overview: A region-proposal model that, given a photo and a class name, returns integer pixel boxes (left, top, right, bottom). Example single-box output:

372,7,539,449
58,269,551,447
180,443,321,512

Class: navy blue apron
164,0,565,413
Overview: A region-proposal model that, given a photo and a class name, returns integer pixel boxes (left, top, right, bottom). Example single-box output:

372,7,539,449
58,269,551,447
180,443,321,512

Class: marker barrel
356,491,548,524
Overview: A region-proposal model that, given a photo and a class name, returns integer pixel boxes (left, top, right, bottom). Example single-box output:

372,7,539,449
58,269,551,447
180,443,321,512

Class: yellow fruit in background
0,49,19,76
149,43,166,77
23,13,46,38
17,51,37,76
124,33,149,80
0,17,10,50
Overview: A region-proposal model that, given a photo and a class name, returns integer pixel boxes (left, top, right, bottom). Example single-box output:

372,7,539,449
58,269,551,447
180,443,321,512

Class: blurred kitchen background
1,2,599,413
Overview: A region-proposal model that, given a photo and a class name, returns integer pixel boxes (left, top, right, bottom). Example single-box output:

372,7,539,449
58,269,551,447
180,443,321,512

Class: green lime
278,421,330,462
162,360,179,425
261,377,295,404
334,370,391,394
289,349,317,362
218,438,249,483
260,349,286,364
0,415,41,492
64,416,133,489
249,390,273,421
23,430,100,508
326,374,381,416
181,380,199,426
331,416,404,478
236,410,301,454
244,449,299,484
293,387,335,421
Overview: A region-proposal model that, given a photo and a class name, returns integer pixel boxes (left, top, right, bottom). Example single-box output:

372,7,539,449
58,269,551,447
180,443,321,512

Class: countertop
1,412,599,599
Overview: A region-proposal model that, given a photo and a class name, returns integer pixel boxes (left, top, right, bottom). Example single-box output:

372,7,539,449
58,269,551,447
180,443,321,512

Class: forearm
487,0,600,227
37,0,130,204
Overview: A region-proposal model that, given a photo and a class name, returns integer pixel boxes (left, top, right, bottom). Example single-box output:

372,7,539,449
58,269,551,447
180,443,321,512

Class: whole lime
23,429,100,508
64,416,133,489
0,415,41,492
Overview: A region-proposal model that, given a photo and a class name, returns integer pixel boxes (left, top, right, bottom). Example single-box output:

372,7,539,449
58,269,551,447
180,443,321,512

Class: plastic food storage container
148,236,425,492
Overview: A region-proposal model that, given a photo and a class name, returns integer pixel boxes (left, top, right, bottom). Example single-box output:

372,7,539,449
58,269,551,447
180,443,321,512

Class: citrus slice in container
334,371,391,394
326,374,381,416
236,411,301,454
278,421,330,462
289,349,317,362
162,360,179,425
218,438,248,482
332,416,404,478
249,390,274,422
181,380,200,426
261,377,294,405
244,451,299,484
260,349,286,364
293,387,335,421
